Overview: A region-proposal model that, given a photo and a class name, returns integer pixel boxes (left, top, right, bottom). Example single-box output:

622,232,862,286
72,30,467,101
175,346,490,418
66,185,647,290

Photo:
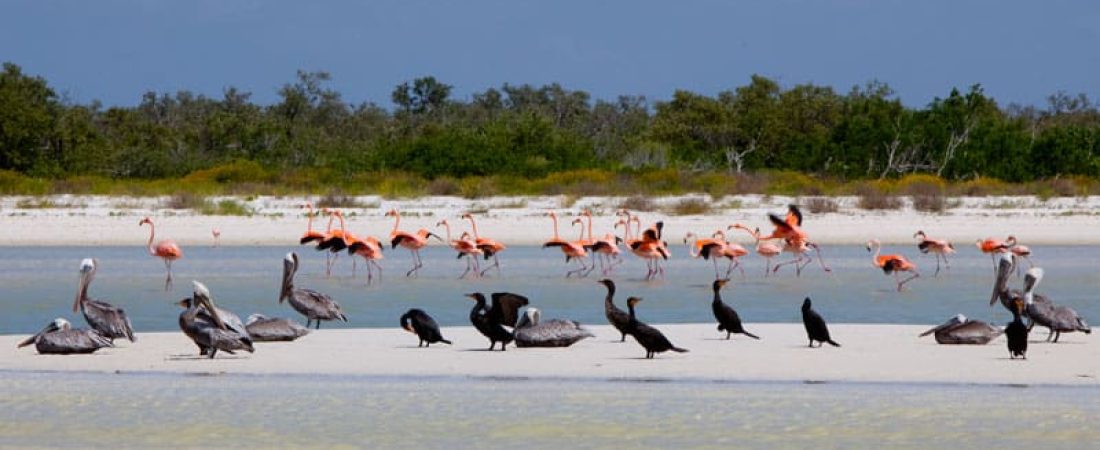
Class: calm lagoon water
0,244,1096,334
1,371,1097,449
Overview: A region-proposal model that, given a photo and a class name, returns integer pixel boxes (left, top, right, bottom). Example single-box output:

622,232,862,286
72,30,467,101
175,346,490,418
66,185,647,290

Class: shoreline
5,323,1096,386
1,194,1099,246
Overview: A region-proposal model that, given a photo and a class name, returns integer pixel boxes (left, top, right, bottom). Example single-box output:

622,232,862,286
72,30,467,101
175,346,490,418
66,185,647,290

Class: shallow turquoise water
0,245,1095,333
0,371,1097,449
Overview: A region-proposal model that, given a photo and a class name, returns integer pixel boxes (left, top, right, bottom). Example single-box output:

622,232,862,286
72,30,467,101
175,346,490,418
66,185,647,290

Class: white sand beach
1,194,1099,246
4,323,1095,386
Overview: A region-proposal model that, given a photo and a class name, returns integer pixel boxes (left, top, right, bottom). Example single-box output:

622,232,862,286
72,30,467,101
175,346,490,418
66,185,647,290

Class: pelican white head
192,280,211,299
80,258,95,273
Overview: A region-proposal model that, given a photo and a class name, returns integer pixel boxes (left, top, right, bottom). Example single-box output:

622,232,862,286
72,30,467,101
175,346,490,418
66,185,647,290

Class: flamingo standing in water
913,230,954,276
630,217,669,281
437,219,483,278
542,211,590,277
710,230,750,278
729,224,782,277
386,209,441,277
347,234,384,285
684,231,731,279
461,213,506,276
211,228,221,247
866,239,920,292
588,219,625,276
299,203,326,245
1005,235,1033,275
139,217,182,291
976,237,1012,272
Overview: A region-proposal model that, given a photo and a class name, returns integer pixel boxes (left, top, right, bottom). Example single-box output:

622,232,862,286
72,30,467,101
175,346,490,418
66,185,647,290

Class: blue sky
2,1,1097,108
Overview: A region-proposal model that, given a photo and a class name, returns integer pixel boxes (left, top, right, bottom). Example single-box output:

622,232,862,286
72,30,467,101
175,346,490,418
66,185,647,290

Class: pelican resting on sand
990,253,1090,343
919,314,1002,345
179,281,254,358
18,318,113,354
400,308,451,347
73,258,135,342
513,307,594,347
245,314,310,342
281,252,348,329
467,292,528,351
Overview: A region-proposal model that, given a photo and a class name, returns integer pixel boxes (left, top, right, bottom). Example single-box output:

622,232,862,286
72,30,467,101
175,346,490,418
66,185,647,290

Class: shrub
803,197,839,214
199,199,253,216
856,185,903,210
317,190,362,208
618,195,657,212
426,177,460,196
165,192,206,209
665,198,712,215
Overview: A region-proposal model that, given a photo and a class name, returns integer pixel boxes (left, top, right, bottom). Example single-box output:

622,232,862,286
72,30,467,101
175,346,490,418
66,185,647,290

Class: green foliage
1,62,1100,194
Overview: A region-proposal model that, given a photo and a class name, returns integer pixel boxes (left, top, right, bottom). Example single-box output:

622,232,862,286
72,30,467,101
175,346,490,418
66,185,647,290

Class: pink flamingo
348,234,384,285
139,217,183,291
710,230,750,278
729,224,781,277
1006,235,1033,276
913,230,955,276
385,209,441,277
438,219,483,279
542,211,591,277
461,213,506,276
867,239,920,291
211,228,221,247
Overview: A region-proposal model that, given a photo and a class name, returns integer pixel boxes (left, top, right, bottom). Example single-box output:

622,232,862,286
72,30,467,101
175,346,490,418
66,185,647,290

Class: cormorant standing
801,297,840,348
401,308,451,347
1006,299,1029,359
598,279,632,341
467,292,528,351
625,297,688,358
711,279,759,340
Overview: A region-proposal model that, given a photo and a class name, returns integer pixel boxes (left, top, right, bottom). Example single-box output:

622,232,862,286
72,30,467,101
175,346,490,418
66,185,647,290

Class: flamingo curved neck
870,241,882,266
391,212,401,235
549,214,560,240
585,215,593,242
305,205,315,232
465,217,480,239
441,222,452,242
145,222,156,255
337,214,347,235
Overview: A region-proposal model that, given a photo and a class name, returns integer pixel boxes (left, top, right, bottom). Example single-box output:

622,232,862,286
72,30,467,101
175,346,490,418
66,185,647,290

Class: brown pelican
467,292,528,351
597,279,631,342
513,307,594,347
918,314,1002,345
991,254,1090,342
178,281,254,358
624,297,688,358
280,252,348,329
73,258,135,342
245,314,310,342
18,318,113,354
801,297,840,347
711,279,759,340
400,309,451,347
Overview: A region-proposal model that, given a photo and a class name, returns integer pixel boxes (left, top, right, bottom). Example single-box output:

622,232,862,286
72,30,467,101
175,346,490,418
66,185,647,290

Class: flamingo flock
133,203,1039,297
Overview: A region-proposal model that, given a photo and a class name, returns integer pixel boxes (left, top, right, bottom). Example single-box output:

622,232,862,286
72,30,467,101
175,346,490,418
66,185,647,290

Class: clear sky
2,0,1097,108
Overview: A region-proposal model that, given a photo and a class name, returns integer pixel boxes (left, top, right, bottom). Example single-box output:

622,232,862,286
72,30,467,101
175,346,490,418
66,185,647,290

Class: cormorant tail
742,331,760,340
439,339,453,345
826,339,841,347
671,347,689,353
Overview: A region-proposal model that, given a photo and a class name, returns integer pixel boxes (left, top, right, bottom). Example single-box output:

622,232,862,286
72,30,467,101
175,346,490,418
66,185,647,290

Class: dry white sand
1,194,1098,246
4,323,1096,386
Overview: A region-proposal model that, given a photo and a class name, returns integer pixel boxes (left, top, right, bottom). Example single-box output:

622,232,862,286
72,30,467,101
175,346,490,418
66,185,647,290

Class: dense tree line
1,61,1098,184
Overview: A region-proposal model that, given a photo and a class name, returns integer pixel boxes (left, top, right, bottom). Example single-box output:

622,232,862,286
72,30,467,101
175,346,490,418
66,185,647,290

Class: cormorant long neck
603,283,616,310
712,285,722,305
627,303,636,320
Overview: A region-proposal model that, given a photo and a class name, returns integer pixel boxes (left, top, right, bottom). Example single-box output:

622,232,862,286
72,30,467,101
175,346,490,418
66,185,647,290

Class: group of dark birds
17,247,1090,362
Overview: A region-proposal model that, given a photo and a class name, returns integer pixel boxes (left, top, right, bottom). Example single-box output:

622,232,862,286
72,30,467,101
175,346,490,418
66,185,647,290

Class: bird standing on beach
73,259,135,343
1006,298,1029,359
139,217,182,291
466,292,528,351
598,279,632,342
913,230,954,276
801,297,840,348
178,281,254,359
711,279,759,340
18,318,113,355
990,253,1090,342
866,239,920,292
280,252,348,329
624,297,689,358
400,308,451,347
